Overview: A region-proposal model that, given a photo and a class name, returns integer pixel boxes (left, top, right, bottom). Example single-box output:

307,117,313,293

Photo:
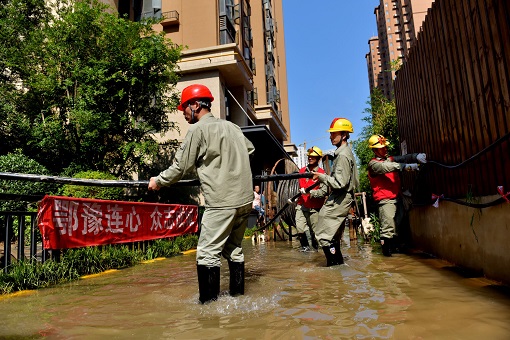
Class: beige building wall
273,0,291,152
409,198,510,285
106,0,295,158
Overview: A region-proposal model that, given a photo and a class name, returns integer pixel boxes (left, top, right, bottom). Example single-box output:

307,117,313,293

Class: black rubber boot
297,233,309,248
197,265,220,304
228,260,245,297
381,237,392,257
322,242,344,266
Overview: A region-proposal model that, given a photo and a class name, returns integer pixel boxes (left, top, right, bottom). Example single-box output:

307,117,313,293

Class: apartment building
366,0,434,99
106,0,295,176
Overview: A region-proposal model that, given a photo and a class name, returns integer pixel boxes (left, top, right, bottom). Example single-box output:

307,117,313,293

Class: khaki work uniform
295,205,320,234
311,144,359,247
295,165,326,238
155,113,254,266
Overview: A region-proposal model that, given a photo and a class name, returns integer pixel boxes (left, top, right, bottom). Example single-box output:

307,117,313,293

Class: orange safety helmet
327,117,354,133
177,84,214,111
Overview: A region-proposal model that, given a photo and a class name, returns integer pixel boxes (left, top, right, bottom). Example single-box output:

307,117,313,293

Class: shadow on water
1,234,510,339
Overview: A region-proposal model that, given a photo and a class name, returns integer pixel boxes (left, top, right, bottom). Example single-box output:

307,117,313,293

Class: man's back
193,113,253,208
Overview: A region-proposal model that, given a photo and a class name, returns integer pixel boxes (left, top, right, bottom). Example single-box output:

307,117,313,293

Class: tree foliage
353,88,399,194
0,0,182,178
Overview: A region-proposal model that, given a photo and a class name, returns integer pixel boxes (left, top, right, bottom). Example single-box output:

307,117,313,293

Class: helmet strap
189,100,210,123
189,104,199,124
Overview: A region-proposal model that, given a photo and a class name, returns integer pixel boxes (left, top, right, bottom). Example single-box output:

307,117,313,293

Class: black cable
427,131,510,169
0,171,313,188
414,196,507,209
409,131,510,209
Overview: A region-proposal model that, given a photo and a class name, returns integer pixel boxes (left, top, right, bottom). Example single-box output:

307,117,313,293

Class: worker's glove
416,153,427,164
404,163,420,171
299,187,307,195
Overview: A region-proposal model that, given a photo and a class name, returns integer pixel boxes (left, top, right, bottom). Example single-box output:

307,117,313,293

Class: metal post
4,215,12,272
30,216,37,261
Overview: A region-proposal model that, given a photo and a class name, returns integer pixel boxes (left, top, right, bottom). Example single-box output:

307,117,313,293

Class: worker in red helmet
149,84,255,304
309,118,359,266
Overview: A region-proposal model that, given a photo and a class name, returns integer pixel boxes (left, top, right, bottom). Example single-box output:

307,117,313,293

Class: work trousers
197,203,252,267
378,198,403,239
295,205,320,234
314,192,353,247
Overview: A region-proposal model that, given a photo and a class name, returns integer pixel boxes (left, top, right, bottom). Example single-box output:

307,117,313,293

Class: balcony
248,88,258,107
161,10,179,27
178,44,253,88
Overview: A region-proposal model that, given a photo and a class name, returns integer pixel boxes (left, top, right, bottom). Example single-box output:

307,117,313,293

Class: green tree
353,88,398,195
0,0,182,178
0,0,50,153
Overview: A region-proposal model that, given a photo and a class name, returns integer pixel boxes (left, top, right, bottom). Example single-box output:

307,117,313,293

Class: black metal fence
0,211,51,273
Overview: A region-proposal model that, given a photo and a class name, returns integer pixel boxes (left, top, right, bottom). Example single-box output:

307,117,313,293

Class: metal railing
1,211,50,273
0,171,313,271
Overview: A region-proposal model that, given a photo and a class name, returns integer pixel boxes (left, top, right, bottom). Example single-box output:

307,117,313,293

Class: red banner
37,195,198,249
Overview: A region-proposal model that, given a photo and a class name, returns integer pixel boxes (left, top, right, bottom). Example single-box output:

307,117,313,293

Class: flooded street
1,233,510,339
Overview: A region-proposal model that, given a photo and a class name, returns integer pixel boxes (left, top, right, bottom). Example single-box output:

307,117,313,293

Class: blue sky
282,0,378,153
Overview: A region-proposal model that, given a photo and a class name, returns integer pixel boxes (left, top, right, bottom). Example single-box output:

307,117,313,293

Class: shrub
0,152,58,242
0,151,58,211
59,170,124,200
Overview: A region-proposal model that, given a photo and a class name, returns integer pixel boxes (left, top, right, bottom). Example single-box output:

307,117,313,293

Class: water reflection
1,235,510,339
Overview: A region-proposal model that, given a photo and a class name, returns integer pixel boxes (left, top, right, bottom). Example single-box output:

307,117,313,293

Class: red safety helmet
177,84,214,111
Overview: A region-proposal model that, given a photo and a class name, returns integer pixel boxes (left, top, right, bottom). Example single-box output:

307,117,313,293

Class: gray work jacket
311,143,359,197
155,113,255,208
368,153,419,175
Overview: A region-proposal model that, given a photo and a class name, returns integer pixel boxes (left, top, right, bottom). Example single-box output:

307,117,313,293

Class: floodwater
1,233,510,339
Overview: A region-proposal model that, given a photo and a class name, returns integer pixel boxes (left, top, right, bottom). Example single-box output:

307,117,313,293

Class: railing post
30,215,37,261
4,215,12,272
18,215,26,262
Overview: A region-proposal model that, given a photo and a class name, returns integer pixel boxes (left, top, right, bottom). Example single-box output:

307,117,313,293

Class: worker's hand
148,177,161,191
416,153,427,164
404,163,420,171
299,187,307,195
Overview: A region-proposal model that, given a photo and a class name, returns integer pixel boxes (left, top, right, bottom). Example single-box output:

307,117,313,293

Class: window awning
241,125,293,177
